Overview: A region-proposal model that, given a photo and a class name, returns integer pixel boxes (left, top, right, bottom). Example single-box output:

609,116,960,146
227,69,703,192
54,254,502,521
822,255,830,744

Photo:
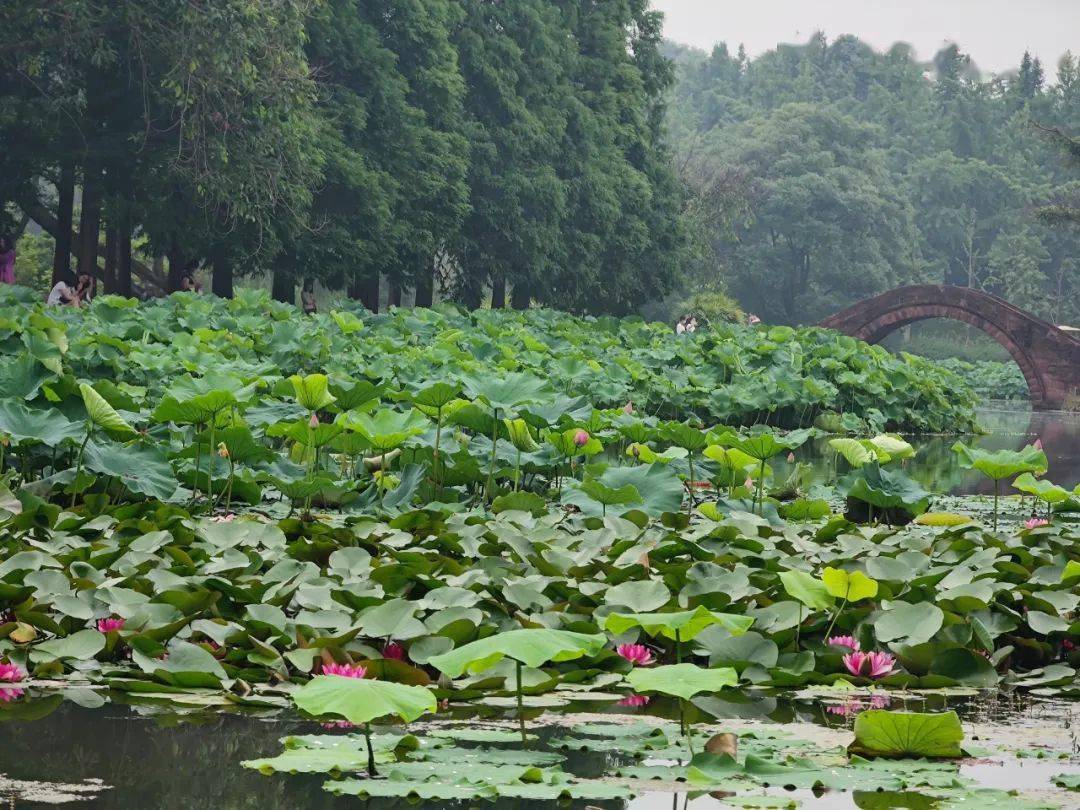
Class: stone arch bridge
820,285,1080,411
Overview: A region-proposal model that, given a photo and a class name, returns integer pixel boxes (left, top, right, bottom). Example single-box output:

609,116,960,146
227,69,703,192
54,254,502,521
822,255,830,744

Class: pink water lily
0,661,25,683
843,651,896,679
97,617,125,633
322,662,367,679
826,693,890,716
0,687,24,702
1024,517,1049,530
787,452,796,463
573,429,590,448
616,644,655,666
617,694,651,707
826,635,860,652
382,642,405,661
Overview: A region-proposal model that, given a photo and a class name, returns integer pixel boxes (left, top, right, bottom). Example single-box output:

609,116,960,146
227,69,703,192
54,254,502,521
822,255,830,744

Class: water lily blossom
0,687,24,702
0,661,26,683
617,694,651,707
97,617,125,633
1024,517,1049,530
842,651,896,679
826,635,860,651
573,429,590,448
787,452,796,463
382,642,405,661
322,662,367,679
616,644,655,666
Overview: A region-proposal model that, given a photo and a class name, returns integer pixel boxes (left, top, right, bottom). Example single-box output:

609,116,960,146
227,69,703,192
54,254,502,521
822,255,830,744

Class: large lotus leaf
662,422,709,453
604,606,753,642
874,601,943,645
719,428,813,460
563,463,682,517
83,440,179,500
578,480,642,509
461,371,551,413
1012,473,1071,504
868,434,915,461
152,391,238,425
0,399,82,447
412,382,461,411
779,570,834,611
624,664,737,700
951,442,1047,481
29,629,105,663
849,710,964,758
289,373,336,411
502,419,539,452
822,568,879,602
829,437,881,467
0,352,51,400
928,648,999,687
696,630,778,670
294,675,437,724
80,383,135,436
342,409,428,452
603,580,671,613
133,641,229,687
840,463,930,515
427,629,606,678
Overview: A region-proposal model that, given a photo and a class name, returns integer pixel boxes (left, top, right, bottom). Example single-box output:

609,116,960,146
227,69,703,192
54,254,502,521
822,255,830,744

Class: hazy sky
653,0,1079,76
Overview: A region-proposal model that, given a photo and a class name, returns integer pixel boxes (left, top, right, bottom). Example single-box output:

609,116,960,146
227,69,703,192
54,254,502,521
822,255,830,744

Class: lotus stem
484,407,499,504
433,406,443,492
363,722,377,777
675,628,682,664
687,452,695,514
70,427,92,508
190,423,203,506
516,659,526,744
514,447,521,492
756,459,766,515
823,596,848,642
207,417,217,504
993,479,1000,531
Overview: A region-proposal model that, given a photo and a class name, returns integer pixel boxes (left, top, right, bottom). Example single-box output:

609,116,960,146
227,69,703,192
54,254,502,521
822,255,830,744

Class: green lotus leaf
874,601,944,645
1012,473,1071,504
779,570,834,611
603,580,671,613
951,442,1047,481
0,399,82,447
849,710,964,758
603,606,753,642
80,383,135,436
427,629,606,678
289,373,336,411
822,568,879,602
341,408,428,453
624,664,737,700
29,629,106,664
83,440,179,500
293,676,437,725
840,462,930,515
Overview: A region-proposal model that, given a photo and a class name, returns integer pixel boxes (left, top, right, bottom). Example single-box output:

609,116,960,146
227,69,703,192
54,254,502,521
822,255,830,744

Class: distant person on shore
0,236,15,285
301,285,317,315
46,274,81,307
180,273,203,293
747,313,761,326
75,272,94,304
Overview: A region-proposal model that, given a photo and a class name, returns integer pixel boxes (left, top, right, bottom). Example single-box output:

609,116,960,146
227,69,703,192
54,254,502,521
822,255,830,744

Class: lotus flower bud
217,442,230,458
309,412,319,429
573,429,590,448
787,452,795,463
744,477,753,489
1033,438,1043,450
623,401,634,415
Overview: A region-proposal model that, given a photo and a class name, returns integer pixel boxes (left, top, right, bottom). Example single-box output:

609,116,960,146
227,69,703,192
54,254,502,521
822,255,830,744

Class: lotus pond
0,291,1078,807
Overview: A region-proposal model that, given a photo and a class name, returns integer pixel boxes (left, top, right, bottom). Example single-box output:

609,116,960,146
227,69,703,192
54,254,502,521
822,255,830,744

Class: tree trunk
52,161,75,283
388,281,402,309
104,222,117,293
510,282,530,310
116,213,132,297
77,164,103,279
271,266,294,304
212,249,234,298
415,266,434,308
166,247,186,293
490,276,506,310
350,273,379,312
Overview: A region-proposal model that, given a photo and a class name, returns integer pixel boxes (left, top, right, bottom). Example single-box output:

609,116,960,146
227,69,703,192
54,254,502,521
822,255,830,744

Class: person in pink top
0,236,15,285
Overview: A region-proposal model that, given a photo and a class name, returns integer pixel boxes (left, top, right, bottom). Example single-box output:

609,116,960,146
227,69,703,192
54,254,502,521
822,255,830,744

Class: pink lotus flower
617,694,651,707
787,452,796,463
623,402,634,415
573,429,590,448
744,477,754,489
97,617,125,633
382,642,405,661
1024,517,1049,530
827,635,860,652
616,644,655,666
322,662,367,679
826,693,890,716
843,651,896,679
309,412,319,429
0,661,26,683
1033,438,1043,450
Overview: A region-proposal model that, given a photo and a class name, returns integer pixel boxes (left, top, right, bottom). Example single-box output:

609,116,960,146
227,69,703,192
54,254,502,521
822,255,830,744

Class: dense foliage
0,287,978,437
667,36,1080,325
936,359,1030,402
0,0,687,313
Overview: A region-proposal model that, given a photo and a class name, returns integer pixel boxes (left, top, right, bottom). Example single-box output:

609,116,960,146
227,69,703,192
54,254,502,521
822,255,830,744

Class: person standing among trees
0,236,15,285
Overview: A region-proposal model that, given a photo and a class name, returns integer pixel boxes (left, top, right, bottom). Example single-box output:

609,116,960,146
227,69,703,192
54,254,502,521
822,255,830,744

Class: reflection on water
786,406,1080,496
